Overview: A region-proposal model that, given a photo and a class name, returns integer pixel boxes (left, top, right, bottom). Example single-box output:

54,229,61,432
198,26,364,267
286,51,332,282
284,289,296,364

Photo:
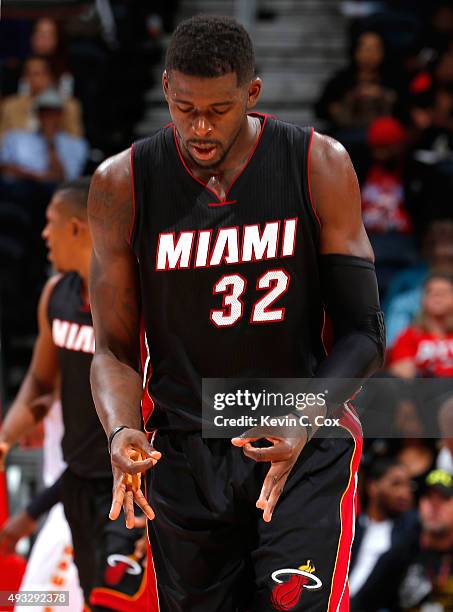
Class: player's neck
77,255,91,300
184,114,262,195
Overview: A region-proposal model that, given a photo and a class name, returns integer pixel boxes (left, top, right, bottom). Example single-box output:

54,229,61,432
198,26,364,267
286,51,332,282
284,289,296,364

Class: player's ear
70,218,80,237
70,217,86,237
162,70,170,101
246,77,262,110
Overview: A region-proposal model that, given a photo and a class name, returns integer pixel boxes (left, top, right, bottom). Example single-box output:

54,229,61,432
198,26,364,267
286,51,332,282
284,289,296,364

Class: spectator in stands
409,49,453,157
388,272,453,378
0,56,83,137
350,457,414,606
419,1,453,58
398,469,453,610
437,397,453,475
385,220,453,346
315,30,398,161
361,116,417,295
0,88,88,189
29,17,71,96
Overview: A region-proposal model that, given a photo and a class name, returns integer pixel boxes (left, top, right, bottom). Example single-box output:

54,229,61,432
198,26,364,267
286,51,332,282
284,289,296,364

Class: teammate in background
89,16,385,611
0,398,83,612
0,178,150,611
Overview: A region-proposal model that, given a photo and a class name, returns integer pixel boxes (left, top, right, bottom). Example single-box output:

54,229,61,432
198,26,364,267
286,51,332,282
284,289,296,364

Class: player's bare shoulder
88,149,133,252
309,132,361,216
309,131,373,258
310,132,356,184
39,274,63,312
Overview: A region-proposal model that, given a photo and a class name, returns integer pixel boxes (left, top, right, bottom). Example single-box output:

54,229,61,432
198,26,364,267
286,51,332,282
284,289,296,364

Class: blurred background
0,1,452,610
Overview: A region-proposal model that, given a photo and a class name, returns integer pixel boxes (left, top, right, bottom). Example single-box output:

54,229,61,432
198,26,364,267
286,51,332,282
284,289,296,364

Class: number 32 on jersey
210,269,290,327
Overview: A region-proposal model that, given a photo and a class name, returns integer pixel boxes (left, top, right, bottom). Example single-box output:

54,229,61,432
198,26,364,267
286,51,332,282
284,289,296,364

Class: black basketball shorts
60,469,151,611
146,404,362,612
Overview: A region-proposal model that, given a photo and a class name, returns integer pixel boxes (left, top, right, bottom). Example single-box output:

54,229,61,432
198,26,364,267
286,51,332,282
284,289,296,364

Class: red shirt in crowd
389,326,453,377
361,165,412,233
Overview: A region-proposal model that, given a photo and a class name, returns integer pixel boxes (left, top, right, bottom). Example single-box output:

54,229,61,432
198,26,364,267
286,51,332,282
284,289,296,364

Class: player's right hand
0,510,37,554
109,428,161,529
0,439,11,471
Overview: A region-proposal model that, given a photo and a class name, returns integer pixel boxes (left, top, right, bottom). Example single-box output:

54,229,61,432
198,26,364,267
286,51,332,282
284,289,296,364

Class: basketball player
0,179,151,611
88,16,386,612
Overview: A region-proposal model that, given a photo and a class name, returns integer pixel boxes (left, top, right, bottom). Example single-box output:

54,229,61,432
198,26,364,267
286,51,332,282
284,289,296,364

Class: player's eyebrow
173,97,233,107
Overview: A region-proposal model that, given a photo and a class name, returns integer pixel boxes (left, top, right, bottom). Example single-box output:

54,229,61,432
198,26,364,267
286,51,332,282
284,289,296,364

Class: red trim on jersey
128,145,137,246
144,474,161,611
307,127,321,228
207,200,237,207
90,564,153,612
140,319,154,427
327,406,363,612
321,310,334,355
173,113,268,203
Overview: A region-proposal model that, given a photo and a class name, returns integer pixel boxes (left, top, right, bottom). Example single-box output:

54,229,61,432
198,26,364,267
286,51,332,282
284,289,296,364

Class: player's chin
50,258,65,273
188,147,224,169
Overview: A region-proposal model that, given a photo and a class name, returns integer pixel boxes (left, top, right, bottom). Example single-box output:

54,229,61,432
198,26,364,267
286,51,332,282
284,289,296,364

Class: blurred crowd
0,1,452,610
317,1,453,609
0,1,178,392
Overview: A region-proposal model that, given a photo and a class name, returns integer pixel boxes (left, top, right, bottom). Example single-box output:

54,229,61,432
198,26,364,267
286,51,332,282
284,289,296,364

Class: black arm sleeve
313,254,386,405
25,472,64,520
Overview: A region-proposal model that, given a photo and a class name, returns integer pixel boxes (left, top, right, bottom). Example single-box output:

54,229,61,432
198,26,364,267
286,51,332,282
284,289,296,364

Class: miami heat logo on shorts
270,560,322,610
104,554,142,586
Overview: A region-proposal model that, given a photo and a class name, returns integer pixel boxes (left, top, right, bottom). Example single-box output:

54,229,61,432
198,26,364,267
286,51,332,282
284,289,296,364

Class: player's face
41,194,75,272
163,70,261,169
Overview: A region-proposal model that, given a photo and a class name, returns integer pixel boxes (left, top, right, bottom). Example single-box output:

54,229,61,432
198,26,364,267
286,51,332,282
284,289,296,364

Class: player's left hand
231,428,307,523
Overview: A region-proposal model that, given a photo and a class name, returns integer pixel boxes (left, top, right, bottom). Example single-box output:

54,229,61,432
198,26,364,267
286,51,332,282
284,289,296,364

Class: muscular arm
310,133,385,398
312,133,373,259
0,276,59,449
88,150,143,436
88,150,159,527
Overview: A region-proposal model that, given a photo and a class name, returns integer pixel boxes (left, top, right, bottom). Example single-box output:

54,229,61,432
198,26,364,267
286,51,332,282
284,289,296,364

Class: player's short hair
165,15,255,85
56,176,91,217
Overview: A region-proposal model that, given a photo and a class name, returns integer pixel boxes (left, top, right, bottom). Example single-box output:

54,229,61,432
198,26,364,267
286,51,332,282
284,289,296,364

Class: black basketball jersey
131,114,326,431
48,272,111,477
